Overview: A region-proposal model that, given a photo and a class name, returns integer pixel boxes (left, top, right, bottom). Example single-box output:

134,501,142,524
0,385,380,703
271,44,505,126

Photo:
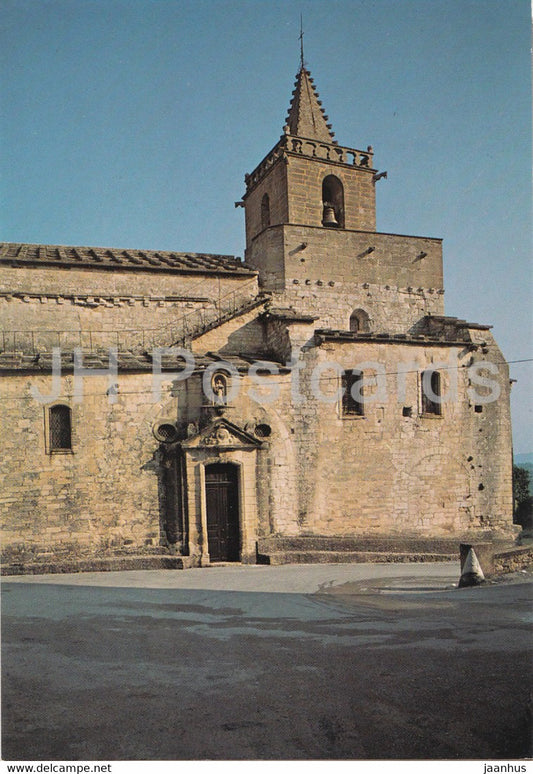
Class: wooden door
205,463,240,561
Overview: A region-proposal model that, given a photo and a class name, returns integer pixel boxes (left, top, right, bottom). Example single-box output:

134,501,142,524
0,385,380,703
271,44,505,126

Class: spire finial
299,14,304,69
284,34,336,142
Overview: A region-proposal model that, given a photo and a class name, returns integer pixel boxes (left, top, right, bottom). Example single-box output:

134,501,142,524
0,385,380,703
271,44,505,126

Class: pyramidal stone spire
283,65,336,143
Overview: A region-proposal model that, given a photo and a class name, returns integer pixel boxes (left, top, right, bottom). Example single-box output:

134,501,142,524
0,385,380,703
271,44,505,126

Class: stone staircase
0,281,266,356
174,293,270,347
0,547,196,576
256,536,460,565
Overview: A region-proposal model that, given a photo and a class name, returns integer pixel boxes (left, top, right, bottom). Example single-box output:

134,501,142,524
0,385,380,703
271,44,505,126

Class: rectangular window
421,370,442,416
49,404,72,451
342,369,364,416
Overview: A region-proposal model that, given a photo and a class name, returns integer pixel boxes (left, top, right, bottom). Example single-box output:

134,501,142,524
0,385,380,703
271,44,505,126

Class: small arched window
349,308,370,333
49,404,72,451
261,193,271,230
322,175,344,228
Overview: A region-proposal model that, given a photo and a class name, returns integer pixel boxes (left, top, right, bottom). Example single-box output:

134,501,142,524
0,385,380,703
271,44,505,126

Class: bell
322,204,339,227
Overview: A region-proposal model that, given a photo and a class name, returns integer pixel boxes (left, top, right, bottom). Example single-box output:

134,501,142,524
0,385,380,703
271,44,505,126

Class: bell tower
242,63,377,257
241,59,443,325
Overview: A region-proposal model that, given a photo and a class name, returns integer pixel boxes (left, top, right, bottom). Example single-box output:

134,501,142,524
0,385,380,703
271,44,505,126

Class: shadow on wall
141,447,176,550
154,445,186,552
216,319,266,357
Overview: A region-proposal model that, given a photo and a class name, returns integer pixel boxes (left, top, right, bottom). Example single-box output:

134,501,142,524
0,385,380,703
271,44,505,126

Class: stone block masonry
286,154,376,232
0,372,175,559
0,265,259,353
247,224,443,333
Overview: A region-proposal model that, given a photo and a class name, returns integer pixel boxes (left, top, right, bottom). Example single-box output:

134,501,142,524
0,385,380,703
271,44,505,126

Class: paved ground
2,563,532,760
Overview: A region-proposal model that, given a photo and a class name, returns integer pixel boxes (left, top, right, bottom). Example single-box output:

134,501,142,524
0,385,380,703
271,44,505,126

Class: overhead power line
0,357,530,401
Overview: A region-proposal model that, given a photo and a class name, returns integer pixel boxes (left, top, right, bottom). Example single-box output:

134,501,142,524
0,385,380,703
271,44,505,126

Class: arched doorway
205,463,240,561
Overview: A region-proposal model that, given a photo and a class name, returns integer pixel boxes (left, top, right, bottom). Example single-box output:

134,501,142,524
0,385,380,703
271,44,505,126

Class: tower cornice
243,134,375,198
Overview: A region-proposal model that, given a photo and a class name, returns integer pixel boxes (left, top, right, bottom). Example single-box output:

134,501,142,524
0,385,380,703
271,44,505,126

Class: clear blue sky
1,0,531,453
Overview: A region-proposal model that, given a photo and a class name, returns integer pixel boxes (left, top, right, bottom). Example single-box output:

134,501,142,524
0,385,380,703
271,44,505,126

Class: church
0,61,517,570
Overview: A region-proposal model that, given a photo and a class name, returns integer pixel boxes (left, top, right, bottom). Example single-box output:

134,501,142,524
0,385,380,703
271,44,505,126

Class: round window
254,423,272,438
152,421,179,443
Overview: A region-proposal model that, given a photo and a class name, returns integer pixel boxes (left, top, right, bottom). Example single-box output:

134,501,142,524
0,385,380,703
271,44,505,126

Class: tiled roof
0,243,255,275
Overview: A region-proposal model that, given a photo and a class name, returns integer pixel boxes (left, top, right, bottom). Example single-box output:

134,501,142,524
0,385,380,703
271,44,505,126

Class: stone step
262,551,457,566
0,554,195,576
257,535,462,555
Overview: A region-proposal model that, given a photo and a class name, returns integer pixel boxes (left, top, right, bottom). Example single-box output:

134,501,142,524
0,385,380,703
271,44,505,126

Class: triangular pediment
181,418,262,449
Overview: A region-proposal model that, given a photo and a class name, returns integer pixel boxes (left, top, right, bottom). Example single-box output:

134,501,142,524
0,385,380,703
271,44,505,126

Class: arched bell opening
322,175,344,228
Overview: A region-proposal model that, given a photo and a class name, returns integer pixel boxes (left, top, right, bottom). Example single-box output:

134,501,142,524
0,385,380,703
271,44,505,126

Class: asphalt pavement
2,562,532,760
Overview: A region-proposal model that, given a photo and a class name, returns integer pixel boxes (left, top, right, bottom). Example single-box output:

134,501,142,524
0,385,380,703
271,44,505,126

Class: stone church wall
244,160,289,247
0,323,514,563
247,224,444,332
280,281,441,335
283,338,513,538
191,305,267,356
0,265,258,352
175,331,513,545
0,372,175,560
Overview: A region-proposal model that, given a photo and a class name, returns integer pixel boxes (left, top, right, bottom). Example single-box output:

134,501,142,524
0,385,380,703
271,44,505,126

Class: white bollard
458,547,486,587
